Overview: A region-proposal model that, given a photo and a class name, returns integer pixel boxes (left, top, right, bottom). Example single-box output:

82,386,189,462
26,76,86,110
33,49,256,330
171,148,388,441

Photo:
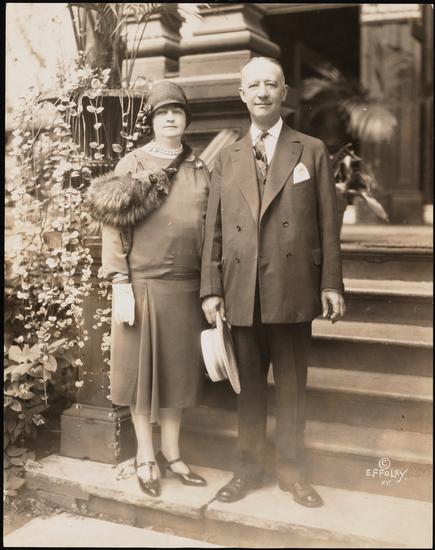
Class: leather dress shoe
215,476,262,503
280,481,324,508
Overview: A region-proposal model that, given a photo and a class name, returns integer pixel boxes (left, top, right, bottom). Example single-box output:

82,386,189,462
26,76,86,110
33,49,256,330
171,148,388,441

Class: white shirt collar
250,117,283,142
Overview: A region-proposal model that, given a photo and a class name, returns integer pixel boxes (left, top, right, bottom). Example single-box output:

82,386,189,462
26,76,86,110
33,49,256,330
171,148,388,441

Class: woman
87,80,209,496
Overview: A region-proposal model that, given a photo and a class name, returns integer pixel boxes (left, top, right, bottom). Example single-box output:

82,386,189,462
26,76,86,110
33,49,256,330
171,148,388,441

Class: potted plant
332,143,389,229
67,3,194,88
64,3,205,166
301,41,414,145
301,41,414,227
63,3,159,168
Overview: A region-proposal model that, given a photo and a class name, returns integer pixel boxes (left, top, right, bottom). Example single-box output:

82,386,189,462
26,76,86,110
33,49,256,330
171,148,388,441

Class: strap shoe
134,459,161,497
156,451,207,487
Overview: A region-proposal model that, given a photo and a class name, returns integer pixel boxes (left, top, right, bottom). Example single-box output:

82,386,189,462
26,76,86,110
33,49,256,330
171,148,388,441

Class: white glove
112,283,135,326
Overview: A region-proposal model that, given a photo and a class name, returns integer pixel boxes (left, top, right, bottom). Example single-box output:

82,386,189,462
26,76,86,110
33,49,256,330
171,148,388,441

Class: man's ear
239,87,247,105
281,84,288,102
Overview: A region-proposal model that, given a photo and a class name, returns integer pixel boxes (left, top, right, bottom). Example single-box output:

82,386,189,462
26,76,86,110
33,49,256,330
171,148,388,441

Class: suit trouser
231,287,312,486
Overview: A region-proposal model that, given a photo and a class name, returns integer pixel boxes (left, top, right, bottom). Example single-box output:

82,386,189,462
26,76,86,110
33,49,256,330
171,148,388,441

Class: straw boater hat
201,311,241,394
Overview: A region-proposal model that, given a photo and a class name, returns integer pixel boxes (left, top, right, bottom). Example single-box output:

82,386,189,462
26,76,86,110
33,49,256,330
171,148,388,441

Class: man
200,57,345,507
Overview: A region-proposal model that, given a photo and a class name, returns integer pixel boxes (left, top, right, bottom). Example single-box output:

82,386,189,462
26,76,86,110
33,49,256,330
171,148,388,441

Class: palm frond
301,78,344,100
123,3,160,21
330,142,353,175
343,100,397,143
68,3,102,12
177,3,208,23
360,191,390,222
309,61,344,83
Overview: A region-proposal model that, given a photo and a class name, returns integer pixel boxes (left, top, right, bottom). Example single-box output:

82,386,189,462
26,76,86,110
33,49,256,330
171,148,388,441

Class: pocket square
293,162,310,184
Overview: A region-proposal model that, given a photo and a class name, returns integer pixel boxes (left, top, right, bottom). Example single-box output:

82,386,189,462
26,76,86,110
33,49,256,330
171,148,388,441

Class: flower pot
342,204,357,225
336,192,348,234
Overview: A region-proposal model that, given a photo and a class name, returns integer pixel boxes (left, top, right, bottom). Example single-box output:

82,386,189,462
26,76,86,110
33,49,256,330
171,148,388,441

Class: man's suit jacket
200,123,344,327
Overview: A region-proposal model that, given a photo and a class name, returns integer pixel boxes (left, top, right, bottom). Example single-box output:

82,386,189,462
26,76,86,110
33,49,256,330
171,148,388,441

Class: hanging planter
63,3,200,174
69,87,150,171
38,68,151,178
63,3,205,171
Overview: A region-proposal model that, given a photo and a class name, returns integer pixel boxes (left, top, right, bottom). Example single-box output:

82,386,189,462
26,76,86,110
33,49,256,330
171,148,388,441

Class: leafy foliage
332,143,389,222
302,41,414,144
67,3,204,88
3,65,120,501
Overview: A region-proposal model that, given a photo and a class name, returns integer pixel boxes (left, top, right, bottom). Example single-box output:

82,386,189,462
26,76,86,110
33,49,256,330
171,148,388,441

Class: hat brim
216,312,241,394
201,328,227,382
150,99,191,124
200,312,241,394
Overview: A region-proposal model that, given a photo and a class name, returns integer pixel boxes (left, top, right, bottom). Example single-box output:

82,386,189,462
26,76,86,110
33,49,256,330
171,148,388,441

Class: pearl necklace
146,140,183,157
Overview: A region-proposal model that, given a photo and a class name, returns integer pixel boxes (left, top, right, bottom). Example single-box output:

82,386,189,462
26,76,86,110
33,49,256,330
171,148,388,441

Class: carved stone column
179,3,280,76
174,3,298,153
125,10,183,81
417,4,433,207
359,4,423,224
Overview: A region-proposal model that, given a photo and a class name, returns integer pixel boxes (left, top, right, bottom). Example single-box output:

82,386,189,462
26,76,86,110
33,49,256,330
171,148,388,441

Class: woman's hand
202,296,226,325
112,283,135,326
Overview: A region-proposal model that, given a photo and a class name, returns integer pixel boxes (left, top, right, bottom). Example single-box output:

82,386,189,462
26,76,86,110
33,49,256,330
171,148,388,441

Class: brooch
194,160,204,170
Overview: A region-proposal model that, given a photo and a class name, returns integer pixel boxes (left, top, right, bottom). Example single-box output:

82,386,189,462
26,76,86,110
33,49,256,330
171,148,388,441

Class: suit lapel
260,125,303,221
231,134,259,224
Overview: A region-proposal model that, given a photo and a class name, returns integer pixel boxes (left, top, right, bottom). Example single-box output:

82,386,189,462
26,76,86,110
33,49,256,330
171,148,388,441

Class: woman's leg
160,408,189,474
130,406,160,479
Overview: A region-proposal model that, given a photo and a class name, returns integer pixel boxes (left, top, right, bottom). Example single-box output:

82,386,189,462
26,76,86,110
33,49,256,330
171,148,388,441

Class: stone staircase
26,226,433,547
178,230,433,502
24,455,433,548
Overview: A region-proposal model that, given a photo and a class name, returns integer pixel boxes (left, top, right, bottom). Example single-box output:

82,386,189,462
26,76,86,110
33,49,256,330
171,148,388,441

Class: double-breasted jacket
200,123,344,326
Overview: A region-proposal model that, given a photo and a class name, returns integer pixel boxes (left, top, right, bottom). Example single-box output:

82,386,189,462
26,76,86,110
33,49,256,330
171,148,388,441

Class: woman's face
152,104,187,142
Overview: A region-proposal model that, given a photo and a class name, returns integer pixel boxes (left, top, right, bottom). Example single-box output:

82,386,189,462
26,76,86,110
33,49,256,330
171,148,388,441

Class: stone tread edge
24,463,426,549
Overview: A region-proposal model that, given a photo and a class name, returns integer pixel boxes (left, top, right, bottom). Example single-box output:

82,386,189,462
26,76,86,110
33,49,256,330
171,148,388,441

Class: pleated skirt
109,277,205,422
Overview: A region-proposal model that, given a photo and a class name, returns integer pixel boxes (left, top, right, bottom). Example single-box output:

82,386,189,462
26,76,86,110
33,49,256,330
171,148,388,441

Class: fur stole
86,145,191,229
86,167,174,228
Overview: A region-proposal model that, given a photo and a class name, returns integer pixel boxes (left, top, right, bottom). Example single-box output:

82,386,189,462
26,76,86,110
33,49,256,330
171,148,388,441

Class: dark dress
101,149,210,422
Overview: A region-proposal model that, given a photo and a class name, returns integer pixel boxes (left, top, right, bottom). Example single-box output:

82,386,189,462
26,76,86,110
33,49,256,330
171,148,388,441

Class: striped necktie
253,130,269,185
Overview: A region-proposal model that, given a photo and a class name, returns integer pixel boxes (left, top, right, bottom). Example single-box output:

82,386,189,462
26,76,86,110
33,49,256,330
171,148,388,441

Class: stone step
312,318,432,348
343,278,433,326
25,455,433,548
203,368,433,433
307,367,433,403
179,407,432,501
341,244,433,282
305,367,433,433
310,319,433,376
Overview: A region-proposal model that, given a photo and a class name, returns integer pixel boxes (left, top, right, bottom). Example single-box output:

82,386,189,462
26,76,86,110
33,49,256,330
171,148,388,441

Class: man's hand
321,290,345,324
202,296,226,325
112,283,135,326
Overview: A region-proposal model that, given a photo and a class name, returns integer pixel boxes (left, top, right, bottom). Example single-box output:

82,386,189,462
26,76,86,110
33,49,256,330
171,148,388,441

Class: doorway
264,6,360,151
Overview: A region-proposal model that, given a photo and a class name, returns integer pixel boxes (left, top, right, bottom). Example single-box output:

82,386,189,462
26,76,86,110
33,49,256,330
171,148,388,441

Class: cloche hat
148,80,191,125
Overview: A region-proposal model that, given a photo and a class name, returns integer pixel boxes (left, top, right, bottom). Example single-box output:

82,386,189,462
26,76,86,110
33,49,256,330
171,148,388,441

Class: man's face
239,60,288,128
